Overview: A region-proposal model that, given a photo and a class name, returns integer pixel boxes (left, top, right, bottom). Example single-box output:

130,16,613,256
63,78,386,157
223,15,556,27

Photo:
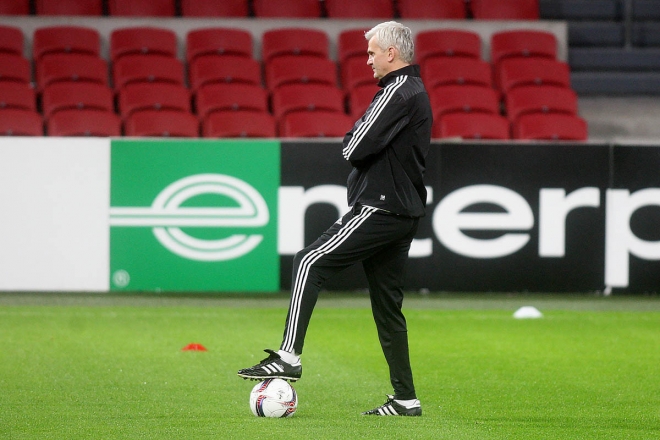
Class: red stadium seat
37,54,108,90
108,0,175,17
124,110,199,137
398,0,467,19
262,28,329,63
0,54,31,84
0,25,24,56
470,0,539,20
113,55,184,91
325,0,394,18
203,110,277,138
491,30,557,69
513,113,587,140
416,29,481,65
195,83,268,119
505,85,578,122
422,57,492,90
348,83,379,119
280,111,353,137
186,28,252,63
272,83,345,121
436,113,510,139
110,27,177,62
265,56,338,91
338,29,368,65
498,58,571,92
341,56,377,90
180,0,248,17
430,85,500,120
42,82,113,118
253,0,321,18
0,0,29,15
47,109,120,136
118,83,190,119
33,26,100,61
0,109,43,135
0,82,35,111
188,55,262,92
36,0,102,16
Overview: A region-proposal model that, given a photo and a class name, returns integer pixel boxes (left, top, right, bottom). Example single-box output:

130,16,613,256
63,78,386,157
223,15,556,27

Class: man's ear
387,46,396,62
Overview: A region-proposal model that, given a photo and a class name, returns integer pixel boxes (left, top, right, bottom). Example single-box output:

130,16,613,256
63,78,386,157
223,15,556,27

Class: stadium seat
124,110,199,137
348,83,379,119
186,28,252,63
280,111,353,137
33,26,100,61
265,56,338,91
108,0,175,17
498,58,571,92
203,110,277,138
37,54,108,90
180,0,249,17
47,109,121,136
0,109,43,135
188,55,261,92
338,29,368,65
253,0,322,18
505,85,578,122
118,83,190,119
41,82,113,118
415,30,482,65
470,0,540,20
271,83,345,121
195,83,268,119
422,57,492,90
436,113,510,139
398,0,467,19
110,27,177,62
36,0,103,16
429,85,500,120
325,0,394,18
112,55,184,91
0,54,31,84
0,25,24,56
513,113,588,140
0,82,35,111
262,28,329,63
341,56,378,91
0,0,29,15
491,30,557,69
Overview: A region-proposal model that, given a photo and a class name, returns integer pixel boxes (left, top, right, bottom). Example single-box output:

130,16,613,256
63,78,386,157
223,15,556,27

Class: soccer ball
249,378,298,418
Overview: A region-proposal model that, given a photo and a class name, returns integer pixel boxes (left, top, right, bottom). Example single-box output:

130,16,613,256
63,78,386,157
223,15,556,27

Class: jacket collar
378,64,421,87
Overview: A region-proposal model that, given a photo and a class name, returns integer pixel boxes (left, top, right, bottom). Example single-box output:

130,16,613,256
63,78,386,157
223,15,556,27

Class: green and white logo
110,139,280,292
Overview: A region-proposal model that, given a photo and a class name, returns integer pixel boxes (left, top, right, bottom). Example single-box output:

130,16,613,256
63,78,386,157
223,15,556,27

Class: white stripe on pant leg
282,207,376,351
281,207,378,352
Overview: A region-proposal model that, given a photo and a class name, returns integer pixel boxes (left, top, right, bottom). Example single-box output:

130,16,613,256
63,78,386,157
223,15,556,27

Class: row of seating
0,23,586,140
0,0,540,20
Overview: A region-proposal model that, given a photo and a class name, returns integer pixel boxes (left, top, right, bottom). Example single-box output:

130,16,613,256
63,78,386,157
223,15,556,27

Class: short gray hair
365,21,414,64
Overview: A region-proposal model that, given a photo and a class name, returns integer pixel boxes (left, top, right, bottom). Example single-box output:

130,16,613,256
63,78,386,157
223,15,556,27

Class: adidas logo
261,362,284,374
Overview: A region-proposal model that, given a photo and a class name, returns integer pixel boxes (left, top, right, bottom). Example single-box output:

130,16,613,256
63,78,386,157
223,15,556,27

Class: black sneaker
362,395,422,416
237,349,302,382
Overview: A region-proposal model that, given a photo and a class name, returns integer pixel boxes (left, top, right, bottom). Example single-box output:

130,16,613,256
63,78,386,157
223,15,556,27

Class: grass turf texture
1,292,660,439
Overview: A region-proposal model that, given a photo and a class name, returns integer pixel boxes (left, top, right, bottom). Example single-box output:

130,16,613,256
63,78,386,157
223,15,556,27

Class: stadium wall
1,138,658,294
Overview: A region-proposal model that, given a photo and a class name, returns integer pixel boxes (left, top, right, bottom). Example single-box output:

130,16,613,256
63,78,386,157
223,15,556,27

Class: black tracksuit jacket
342,64,433,218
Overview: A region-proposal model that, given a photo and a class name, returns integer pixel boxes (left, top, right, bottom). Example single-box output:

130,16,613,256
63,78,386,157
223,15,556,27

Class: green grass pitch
1,292,659,439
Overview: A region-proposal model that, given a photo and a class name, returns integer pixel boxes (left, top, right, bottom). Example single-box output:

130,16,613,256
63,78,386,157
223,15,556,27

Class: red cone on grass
182,343,207,351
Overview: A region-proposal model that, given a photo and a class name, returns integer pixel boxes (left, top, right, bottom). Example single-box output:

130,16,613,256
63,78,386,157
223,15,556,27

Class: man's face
367,36,389,80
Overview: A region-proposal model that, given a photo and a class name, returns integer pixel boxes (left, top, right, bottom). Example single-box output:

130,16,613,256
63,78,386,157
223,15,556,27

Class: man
238,21,432,417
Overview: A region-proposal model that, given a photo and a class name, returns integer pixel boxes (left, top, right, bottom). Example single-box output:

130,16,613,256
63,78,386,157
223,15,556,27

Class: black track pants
280,205,419,400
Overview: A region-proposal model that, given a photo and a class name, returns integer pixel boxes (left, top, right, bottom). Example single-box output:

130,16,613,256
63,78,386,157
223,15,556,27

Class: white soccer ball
249,378,298,418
